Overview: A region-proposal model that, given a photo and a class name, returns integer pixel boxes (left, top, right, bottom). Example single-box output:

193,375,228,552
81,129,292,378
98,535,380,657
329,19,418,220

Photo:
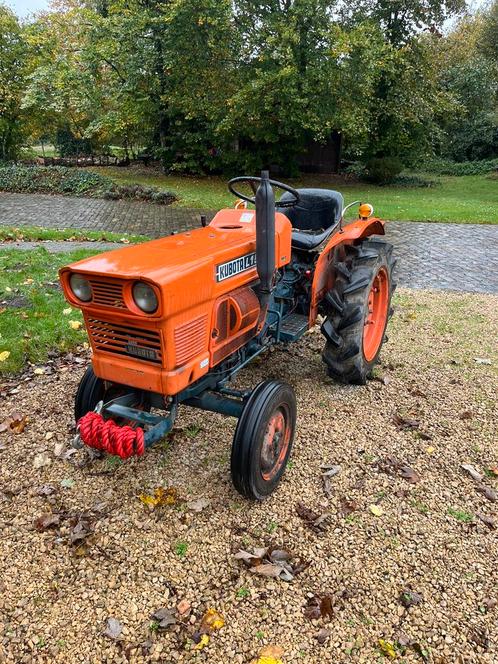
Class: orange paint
308,218,385,324
60,209,292,396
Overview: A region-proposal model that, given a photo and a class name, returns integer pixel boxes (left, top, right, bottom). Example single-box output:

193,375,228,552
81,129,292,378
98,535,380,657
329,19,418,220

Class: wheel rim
260,406,292,481
363,267,389,362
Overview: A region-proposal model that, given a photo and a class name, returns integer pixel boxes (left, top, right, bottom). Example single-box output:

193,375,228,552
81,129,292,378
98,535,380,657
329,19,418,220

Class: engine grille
174,314,208,366
87,318,162,364
88,277,126,309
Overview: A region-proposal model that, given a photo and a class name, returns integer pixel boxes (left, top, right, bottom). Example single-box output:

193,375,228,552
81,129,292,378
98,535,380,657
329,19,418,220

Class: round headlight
70,274,92,302
132,282,158,313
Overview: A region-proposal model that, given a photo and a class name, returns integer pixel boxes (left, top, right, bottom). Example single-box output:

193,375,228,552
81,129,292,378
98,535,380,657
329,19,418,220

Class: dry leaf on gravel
399,465,421,484
399,589,423,608
103,617,123,640
304,590,348,622
488,465,498,477
139,486,178,508
193,634,210,650
369,504,383,516
0,413,28,434
296,502,329,532
392,413,420,431
482,598,497,612
151,607,176,629
234,546,305,582
476,484,497,502
187,497,210,512
252,645,284,664
34,484,57,496
315,627,331,644
34,513,60,531
461,463,483,482
199,608,225,633
339,497,358,516
33,452,51,469
378,639,397,659
69,515,94,545
477,513,496,530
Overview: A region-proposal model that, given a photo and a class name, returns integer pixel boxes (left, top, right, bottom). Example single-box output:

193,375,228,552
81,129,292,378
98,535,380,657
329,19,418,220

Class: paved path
1,192,497,294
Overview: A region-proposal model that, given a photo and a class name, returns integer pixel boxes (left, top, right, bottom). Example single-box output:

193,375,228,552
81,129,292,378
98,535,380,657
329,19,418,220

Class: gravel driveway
0,289,497,663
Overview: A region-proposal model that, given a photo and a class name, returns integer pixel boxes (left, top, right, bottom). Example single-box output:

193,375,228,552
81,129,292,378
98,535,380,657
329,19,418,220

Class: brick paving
1,192,497,294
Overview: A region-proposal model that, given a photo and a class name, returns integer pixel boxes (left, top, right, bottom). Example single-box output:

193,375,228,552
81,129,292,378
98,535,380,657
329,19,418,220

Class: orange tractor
60,172,395,500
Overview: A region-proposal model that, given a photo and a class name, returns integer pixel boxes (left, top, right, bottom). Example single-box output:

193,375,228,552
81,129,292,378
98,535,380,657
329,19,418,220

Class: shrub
0,165,177,205
421,158,498,176
390,173,439,188
364,157,404,184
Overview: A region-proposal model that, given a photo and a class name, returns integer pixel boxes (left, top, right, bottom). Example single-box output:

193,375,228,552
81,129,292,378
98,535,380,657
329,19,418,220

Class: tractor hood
59,209,292,319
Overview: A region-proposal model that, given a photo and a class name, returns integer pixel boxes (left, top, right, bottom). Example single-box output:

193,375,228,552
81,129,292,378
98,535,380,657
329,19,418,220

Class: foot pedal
278,313,309,342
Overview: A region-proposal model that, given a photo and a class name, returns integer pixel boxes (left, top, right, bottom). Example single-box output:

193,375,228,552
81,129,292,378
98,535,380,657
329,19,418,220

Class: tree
0,5,30,160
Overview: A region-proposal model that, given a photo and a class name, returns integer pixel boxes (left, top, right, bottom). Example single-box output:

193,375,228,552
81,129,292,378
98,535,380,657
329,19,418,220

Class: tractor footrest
279,314,309,342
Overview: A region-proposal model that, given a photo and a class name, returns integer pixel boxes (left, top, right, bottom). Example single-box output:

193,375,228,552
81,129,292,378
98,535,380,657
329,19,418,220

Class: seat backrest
277,188,344,231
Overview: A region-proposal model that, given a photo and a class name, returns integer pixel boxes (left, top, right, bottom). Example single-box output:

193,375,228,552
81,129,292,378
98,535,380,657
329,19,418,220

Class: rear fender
309,218,385,325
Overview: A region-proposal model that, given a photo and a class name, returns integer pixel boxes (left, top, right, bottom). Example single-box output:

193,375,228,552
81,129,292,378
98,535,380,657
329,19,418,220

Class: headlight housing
132,281,158,313
70,274,92,302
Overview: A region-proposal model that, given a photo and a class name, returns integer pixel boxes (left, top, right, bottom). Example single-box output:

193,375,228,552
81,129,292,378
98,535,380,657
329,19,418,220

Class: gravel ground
0,289,497,664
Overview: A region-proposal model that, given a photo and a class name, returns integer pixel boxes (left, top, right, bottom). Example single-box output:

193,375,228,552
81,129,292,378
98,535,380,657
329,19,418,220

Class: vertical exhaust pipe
255,170,275,310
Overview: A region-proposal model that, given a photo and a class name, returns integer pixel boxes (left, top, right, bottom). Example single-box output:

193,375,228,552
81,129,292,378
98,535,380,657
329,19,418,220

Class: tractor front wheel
231,380,296,500
74,366,150,424
321,239,396,385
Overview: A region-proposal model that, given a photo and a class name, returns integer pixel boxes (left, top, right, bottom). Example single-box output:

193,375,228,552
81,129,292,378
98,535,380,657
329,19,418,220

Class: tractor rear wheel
231,380,296,500
321,239,396,385
75,366,150,424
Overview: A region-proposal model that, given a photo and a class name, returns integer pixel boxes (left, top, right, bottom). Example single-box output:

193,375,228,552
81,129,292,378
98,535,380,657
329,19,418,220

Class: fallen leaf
60,478,75,489
477,513,496,530
33,452,51,469
339,497,358,516
151,607,176,629
250,563,293,582
139,486,178,508
69,320,82,330
477,485,497,502
482,598,497,612
392,413,420,431
399,465,421,484
187,497,210,512
474,357,492,365
460,410,473,420
254,645,284,664
426,446,435,454
193,634,209,650
199,608,225,633
33,368,45,375
34,484,57,496
34,513,60,531
461,463,483,482
400,589,423,608
10,415,27,434
296,502,329,532
378,639,397,659
369,504,383,516
315,627,331,644
104,617,123,640
488,466,498,477
62,308,72,315
321,464,341,477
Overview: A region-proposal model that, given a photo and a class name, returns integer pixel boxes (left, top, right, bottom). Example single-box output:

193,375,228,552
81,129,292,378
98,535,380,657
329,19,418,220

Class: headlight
359,203,374,219
132,281,158,313
70,274,92,302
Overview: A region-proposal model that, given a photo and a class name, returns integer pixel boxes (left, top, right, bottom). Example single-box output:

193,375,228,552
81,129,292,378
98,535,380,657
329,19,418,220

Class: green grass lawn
0,248,93,374
96,166,498,224
0,226,147,243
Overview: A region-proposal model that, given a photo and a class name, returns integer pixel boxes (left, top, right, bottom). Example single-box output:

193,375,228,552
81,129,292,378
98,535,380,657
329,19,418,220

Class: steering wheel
228,176,300,208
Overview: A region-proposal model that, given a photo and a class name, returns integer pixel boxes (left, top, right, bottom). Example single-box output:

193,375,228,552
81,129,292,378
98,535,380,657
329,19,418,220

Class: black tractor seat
277,188,344,252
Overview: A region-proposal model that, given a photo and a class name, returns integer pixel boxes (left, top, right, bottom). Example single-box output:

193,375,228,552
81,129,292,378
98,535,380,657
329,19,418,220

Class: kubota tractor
60,172,395,500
